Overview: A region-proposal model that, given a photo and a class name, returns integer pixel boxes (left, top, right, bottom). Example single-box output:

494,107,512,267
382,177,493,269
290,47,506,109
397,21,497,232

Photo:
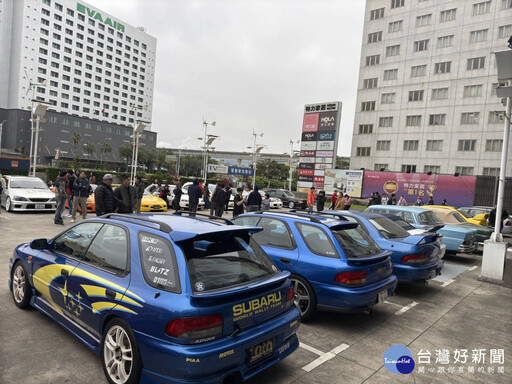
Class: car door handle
105,289,117,299
61,269,69,277
280,257,291,264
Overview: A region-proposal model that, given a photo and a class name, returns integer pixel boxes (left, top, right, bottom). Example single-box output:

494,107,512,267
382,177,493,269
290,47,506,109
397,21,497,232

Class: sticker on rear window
195,282,205,292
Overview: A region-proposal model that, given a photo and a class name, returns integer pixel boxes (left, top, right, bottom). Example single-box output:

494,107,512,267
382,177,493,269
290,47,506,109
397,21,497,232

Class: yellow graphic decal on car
232,292,282,321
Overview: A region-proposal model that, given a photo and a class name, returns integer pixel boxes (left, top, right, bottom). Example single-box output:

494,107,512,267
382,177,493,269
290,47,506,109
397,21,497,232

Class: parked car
9,213,300,384
146,183,205,210
459,206,512,235
365,205,478,254
421,206,493,245
1,176,56,212
262,189,306,209
233,211,397,321
313,211,444,282
381,213,446,259
140,190,167,211
429,205,487,226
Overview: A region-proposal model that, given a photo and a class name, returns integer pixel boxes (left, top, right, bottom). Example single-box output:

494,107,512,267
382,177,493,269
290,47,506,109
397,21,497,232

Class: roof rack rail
250,210,323,224
101,213,172,232
172,211,234,225
289,209,349,221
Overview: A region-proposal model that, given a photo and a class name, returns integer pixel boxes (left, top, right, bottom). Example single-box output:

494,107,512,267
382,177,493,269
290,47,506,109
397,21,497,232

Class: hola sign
77,3,125,32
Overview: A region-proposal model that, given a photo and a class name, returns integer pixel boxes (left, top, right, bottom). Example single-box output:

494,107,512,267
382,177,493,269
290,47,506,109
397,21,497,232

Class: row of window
358,111,504,129
371,1,512,21
371,164,499,177
366,53,486,73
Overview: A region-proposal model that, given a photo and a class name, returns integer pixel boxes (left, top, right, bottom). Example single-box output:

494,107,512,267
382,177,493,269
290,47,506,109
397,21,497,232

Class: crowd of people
306,187,353,212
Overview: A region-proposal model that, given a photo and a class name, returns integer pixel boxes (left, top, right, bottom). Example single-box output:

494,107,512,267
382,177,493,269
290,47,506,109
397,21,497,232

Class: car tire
6,197,13,212
288,201,295,209
11,261,32,309
101,318,142,384
290,274,317,322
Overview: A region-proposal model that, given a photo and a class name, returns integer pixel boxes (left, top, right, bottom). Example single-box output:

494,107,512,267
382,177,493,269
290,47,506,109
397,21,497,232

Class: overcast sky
86,0,366,157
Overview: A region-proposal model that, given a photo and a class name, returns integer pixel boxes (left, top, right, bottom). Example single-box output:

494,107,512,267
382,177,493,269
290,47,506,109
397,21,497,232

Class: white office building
0,0,157,163
350,0,512,176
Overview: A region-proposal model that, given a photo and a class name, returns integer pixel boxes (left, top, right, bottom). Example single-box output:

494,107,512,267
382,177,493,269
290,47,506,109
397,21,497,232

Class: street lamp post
249,131,264,190
0,120,6,156
288,139,299,191
200,120,217,183
31,101,52,176
26,75,46,175
130,121,149,185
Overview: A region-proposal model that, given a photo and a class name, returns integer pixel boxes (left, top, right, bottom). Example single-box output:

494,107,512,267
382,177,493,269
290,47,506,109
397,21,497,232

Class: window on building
426,140,443,151
473,1,491,15
406,115,422,126
498,25,512,38
42,0,51,5
437,34,454,48
386,44,401,57
455,166,474,176
458,140,476,151
467,57,486,70
41,18,50,26
40,28,49,36
416,14,432,27
401,164,417,173
356,147,371,157
485,139,503,152
374,164,389,171
408,90,424,101
391,0,405,9
463,85,483,97
403,140,419,151
489,111,505,124
434,61,451,74
431,87,448,100
42,8,50,16
376,140,391,151
388,20,403,32
503,0,512,9
381,93,396,104
363,78,378,89
440,8,456,22
361,101,376,111
359,124,373,134
424,165,441,174
366,55,380,66
411,65,427,77
429,114,446,125
383,68,398,80
368,31,383,43
379,116,393,127
414,39,429,52
483,167,500,176
469,29,488,43
370,7,385,20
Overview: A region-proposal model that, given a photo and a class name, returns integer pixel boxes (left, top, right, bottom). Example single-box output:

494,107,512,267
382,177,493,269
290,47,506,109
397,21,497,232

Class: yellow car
140,191,167,212
427,205,487,226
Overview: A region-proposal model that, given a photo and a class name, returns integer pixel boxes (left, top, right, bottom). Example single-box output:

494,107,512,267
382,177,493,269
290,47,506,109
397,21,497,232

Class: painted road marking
383,300,403,308
468,266,478,271
299,342,324,356
301,343,350,372
395,301,418,316
441,279,455,287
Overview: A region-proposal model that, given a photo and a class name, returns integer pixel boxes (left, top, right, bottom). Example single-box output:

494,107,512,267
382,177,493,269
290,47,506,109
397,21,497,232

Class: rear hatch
394,233,441,264
175,230,295,342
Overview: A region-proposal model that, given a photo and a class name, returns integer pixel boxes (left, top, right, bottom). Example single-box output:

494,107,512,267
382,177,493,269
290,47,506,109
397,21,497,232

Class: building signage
316,141,334,150
299,163,315,170
77,3,125,32
302,132,317,141
298,175,314,182
304,102,339,113
314,170,325,176
324,169,364,197
228,166,255,176
300,142,317,150
298,169,314,176
302,114,319,132
300,150,316,157
314,176,324,183
318,112,337,131
208,164,228,174
318,131,336,141
299,157,316,164
316,151,334,158
315,163,332,169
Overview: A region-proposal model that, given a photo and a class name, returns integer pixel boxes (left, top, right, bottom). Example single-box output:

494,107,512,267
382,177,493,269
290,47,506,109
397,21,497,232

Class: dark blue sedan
9,213,300,384
314,211,444,282
233,211,397,321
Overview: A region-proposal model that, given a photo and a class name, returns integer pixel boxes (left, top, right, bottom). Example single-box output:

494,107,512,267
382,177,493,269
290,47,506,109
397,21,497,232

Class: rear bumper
457,243,478,254
315,275,397,312
136,307,300,384
393,259,444,282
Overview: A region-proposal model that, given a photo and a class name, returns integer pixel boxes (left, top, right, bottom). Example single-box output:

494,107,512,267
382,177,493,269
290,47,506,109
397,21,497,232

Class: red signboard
302,113,319,132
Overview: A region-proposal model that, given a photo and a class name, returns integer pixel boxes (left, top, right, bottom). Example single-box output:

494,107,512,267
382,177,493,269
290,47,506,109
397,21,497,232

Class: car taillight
286,286,295,307
335,271,367,285
401,254,427,264
165,315,223,340
506,221,511,227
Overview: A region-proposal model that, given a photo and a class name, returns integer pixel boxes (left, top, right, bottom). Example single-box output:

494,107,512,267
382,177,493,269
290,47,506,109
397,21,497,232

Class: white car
146,183,205,210
1,176,56,212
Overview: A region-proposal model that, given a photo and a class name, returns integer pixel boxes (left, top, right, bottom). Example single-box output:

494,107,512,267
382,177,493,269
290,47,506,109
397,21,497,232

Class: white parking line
383,300,404,308
299,342,324,356
395,301,418,316
468,266,478,271
441,279,455,287
301,343,350,372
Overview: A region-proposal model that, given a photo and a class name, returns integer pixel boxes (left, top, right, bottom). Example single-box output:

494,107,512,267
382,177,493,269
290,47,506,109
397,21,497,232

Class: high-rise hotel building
0,0,157,165
350,0,512,176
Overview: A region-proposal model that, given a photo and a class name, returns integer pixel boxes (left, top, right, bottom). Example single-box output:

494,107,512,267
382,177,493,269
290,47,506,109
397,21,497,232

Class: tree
118,144,133,163
83,142,97,162
256,159,289,180
336,156,350,169
179,155,203,177
100,143,112,166
71,132,82,156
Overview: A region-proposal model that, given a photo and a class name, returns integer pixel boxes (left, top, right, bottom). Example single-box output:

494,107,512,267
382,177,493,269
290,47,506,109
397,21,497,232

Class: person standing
211,183,226,217
307,187,316,212
329,190,338,210
415,196,424,206
441,199,447,206
390,193,397,205
159,184,171,208
334,192,346,210
344,194,352,210
382,193,388,205
427,196,434,205
203,182,211,210
246,186,262,212
66,170,76,217
89,172,96,185
224,185,232,212
94,174,117,216
172,183,182,211
54,170,69,225
70,171,91,222
233,187,245,217
114,176,137,213
488,205,509,228
134,176,145,213
188,178,203,217
398,196,407,206
261,193,271,211
316,191,326,211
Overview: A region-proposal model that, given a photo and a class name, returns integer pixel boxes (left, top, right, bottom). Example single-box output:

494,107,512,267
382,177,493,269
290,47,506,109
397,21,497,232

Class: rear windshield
368,217,410,239
417,211,443,225
183,235,278,293
452,212,466,223
392,219,416,231
332,227,383,259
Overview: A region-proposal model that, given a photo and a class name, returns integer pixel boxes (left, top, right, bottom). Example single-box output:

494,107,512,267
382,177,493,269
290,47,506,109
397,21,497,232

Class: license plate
35,204,45,209
152,206,161,209
378,289,388,303
247,339,274,365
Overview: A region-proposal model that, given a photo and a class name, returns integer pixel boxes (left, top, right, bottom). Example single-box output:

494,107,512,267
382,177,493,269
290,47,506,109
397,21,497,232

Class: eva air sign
77,3,125,32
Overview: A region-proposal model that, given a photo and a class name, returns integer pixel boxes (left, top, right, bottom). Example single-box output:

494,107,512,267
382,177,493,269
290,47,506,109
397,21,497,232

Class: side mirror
30,238,48,250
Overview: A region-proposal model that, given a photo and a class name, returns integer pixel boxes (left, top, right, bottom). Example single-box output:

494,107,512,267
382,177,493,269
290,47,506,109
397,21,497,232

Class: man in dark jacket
188,178,203,217
115,175,137,213
66,170,77,217
210,183,226,217
246,186,262,212
54,170,69,225
95,174,117,216
134,176,145,213
71,171,92,222
488,205,509,229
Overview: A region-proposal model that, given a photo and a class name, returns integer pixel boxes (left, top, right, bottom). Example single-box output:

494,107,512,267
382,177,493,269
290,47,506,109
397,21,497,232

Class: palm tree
83,142,96,166
100,143,112,167
71,132,82,156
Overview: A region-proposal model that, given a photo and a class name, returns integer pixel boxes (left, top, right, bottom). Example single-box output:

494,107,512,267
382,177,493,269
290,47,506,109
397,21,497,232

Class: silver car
1,176,56,212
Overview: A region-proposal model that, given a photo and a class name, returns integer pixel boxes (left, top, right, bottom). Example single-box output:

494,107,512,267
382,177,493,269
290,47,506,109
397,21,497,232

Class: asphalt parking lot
0,210,511,384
